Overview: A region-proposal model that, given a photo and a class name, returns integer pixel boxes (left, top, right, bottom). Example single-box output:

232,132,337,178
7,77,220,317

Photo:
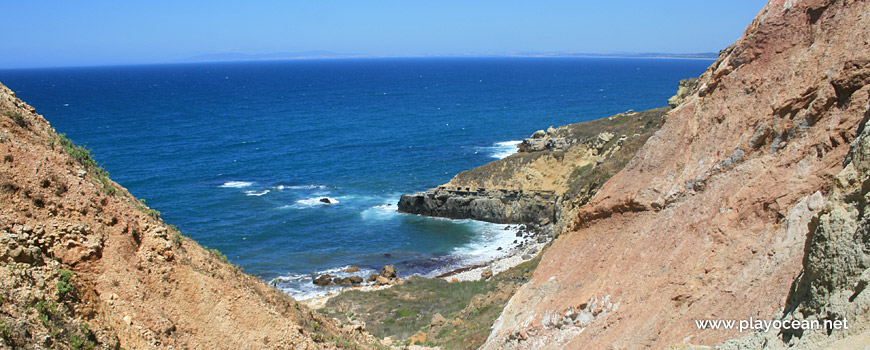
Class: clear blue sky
1,0,768,69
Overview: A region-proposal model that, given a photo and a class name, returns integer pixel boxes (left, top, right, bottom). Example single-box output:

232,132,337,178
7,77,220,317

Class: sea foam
244,190,270,196
293,197,340,208
489,140,522,159
220,181,254,188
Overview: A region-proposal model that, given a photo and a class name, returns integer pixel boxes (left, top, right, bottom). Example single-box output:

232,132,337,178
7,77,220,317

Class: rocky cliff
398,107,668,232
719,71,870,350
0,83,374,349
481,0,870,348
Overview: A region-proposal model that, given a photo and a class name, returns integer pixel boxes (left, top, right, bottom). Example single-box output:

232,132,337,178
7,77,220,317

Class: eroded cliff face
483,0,870,348
398,107,668,232
0,83,374,349
719,76,870,350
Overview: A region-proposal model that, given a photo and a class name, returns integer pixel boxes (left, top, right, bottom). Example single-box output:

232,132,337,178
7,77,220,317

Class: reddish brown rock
484,0,870,348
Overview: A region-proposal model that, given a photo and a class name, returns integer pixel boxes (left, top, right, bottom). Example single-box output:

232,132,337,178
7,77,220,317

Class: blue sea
0,58,709,297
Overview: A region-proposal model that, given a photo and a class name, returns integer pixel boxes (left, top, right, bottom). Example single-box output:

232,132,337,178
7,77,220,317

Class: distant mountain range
180,51,718,63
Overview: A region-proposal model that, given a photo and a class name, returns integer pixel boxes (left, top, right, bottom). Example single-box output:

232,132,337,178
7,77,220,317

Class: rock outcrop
482,0,870,348
0,83,375,349
668,78,699,108
398,107,669,230
398,186,560,225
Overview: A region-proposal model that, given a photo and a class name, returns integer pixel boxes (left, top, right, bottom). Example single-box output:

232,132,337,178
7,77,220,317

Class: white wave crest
220,181,253,188
244,190,270,196
272,265,379,300
361,203,400,221
426,221,523,277
490,140,522,159
293,197,340,208
281,184,328,190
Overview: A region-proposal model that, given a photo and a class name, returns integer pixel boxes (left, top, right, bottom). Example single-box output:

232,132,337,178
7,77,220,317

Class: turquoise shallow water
0,57,710,297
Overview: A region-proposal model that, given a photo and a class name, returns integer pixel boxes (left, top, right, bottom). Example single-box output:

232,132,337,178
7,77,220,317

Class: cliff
481,0,870,348
0,83,374,349
398,107,669,233
720,70,870,349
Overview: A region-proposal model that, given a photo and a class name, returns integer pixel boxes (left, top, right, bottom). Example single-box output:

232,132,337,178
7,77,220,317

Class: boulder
313,274,334,286
348,276,363,284
408,331,427,345
379,265,396,279
430,313,447,326
344,266,359,273
480,267,494,280
366,273,378,282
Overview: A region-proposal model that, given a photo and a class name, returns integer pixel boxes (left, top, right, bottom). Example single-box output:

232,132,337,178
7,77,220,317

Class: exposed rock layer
398,186,559,224
483,0,870,348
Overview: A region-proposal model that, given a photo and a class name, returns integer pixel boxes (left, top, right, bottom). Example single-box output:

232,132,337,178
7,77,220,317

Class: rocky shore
398,106,669,234
301,221,555,309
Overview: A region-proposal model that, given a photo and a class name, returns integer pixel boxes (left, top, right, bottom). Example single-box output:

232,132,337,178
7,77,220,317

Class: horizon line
0,52,719,71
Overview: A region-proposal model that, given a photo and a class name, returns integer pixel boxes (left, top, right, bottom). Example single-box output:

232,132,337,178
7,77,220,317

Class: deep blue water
0,58,709,297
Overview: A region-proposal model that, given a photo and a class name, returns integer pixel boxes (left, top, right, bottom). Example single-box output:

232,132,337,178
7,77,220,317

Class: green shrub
0,319,11,341
68,323,95,350
7,111,27,128
135,199,161,218
207,248,229,264
96,173,116,195
56,269,75,299
51,133,117,196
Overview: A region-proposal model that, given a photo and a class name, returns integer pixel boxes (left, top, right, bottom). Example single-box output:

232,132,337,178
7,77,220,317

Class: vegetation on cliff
0,83,375,349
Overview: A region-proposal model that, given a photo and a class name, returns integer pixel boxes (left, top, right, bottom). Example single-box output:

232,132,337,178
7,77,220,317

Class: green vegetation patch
135,199,161,218
49,133,118,196
564,107,667,201
56,269,75,300
319,251,543,349
6,111,27,129
206,247,230,264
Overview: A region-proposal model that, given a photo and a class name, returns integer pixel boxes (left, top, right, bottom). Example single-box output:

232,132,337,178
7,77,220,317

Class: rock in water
366,273,378,282
319,197,332,204
312,274,333,286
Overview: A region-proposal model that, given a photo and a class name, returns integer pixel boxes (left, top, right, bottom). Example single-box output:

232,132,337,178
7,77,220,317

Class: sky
1,0,769,69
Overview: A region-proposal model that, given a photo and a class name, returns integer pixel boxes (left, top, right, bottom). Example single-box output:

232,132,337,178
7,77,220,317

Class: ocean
0,58,710,298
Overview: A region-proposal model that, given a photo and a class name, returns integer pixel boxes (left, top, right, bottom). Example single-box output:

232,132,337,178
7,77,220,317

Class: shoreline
298,223,553,309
